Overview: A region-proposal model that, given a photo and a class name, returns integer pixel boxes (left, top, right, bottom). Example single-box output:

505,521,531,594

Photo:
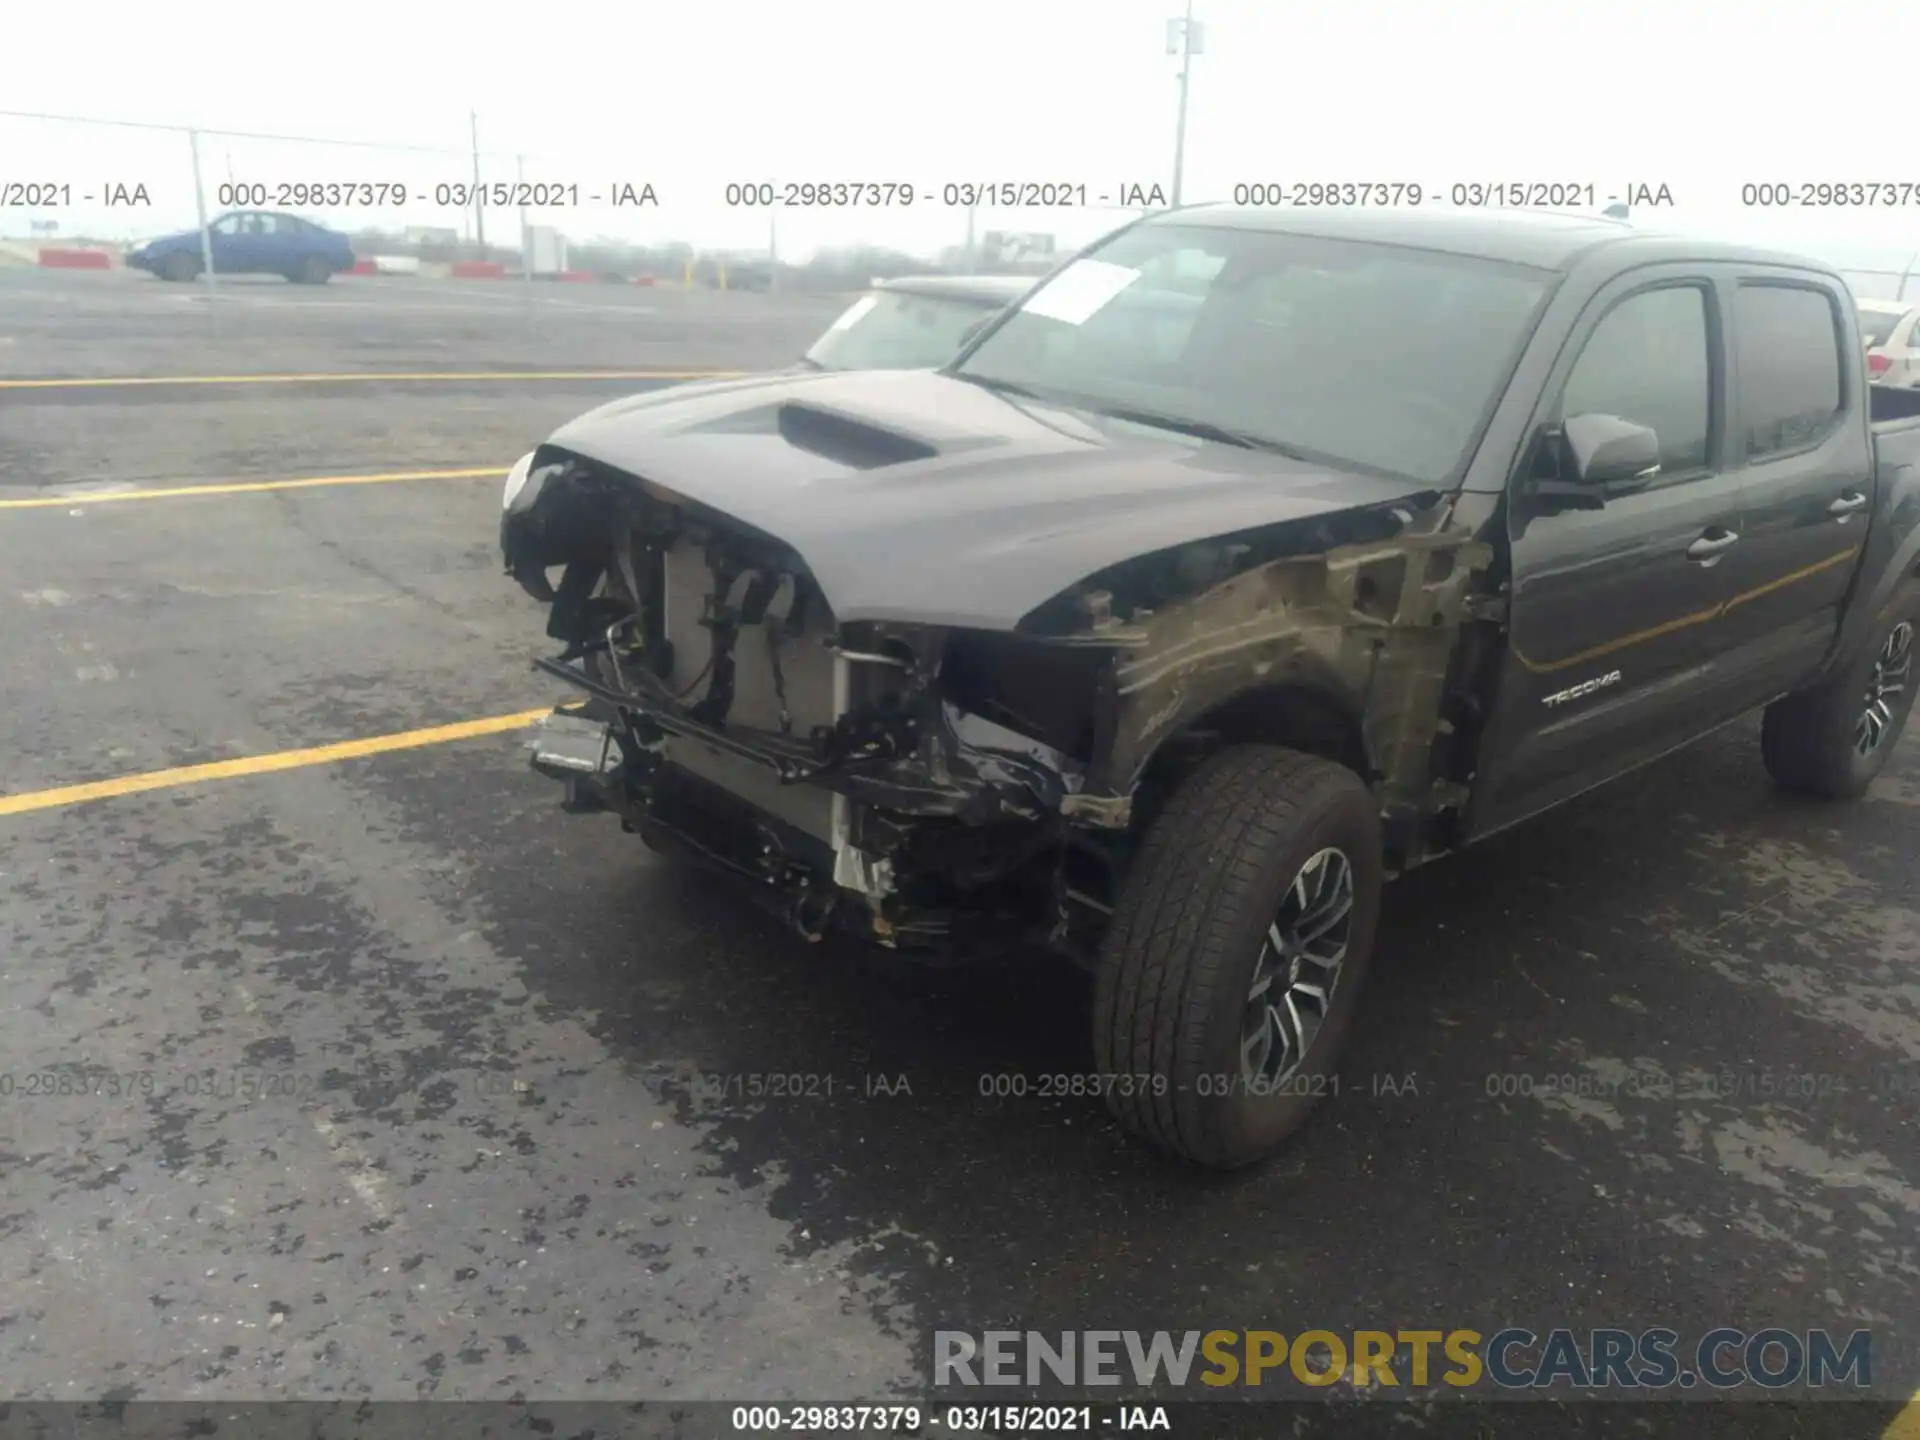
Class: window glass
1562,286,1711,473
956,222,1553,484
1736,285,1842,458
211,214,243,236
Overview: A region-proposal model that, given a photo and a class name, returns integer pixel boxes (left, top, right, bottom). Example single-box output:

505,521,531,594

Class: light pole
1168,1,1201,206
470,110,486,258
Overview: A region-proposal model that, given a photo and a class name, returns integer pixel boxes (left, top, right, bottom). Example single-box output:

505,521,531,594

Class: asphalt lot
0,267,1915,1438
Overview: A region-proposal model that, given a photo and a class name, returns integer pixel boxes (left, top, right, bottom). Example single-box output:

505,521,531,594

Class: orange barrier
39,248,112,270
347,259,379,276
451,260,507,279
557,270,597,283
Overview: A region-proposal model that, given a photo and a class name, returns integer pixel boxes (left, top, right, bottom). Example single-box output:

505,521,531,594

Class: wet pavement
0,271,1913,1438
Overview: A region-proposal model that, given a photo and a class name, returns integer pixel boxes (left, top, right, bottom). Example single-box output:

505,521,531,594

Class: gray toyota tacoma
500,205,1920,1168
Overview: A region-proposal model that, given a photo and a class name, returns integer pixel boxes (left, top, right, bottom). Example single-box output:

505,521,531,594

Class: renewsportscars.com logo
933,1328,1874,1392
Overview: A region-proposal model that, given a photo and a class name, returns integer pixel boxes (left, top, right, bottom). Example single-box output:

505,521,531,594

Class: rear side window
1736,285,1843,460
1561,285,1712,475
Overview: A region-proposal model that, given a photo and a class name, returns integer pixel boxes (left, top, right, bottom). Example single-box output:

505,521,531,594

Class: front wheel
1092,746,1383,1169
1762,605,1918,799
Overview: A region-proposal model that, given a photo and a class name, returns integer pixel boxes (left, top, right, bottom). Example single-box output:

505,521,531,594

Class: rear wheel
160,252,199,283
1762,605,1918,799
293,256,331,284
1092,745,1383,1169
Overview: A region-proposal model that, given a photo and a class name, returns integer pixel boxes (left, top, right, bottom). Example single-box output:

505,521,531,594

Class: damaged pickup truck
501,205,1920,1167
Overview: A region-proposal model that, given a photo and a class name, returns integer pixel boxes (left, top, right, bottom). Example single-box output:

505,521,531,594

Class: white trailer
526,225,568,278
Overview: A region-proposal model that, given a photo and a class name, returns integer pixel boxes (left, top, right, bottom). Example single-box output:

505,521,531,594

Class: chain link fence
8,110,1914,309
0,110,1161,296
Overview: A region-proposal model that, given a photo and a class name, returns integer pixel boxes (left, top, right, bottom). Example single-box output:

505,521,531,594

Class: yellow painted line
0,466,504,509
0,710,552,819
0,369,742,390
1885,1391,1920,1438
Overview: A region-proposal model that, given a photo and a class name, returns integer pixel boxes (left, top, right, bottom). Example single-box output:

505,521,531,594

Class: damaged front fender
1049,498,1494,843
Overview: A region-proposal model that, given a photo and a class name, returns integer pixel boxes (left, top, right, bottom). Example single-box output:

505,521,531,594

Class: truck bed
1871,384,1920,482
1869,382,1920,427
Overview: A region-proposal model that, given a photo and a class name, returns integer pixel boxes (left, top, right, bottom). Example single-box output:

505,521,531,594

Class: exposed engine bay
504,443,1493,962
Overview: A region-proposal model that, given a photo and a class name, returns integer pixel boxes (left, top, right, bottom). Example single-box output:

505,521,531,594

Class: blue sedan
127,210,356,284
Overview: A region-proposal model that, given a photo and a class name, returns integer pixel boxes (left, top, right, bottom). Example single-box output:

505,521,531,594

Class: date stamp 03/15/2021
12,174,1920,214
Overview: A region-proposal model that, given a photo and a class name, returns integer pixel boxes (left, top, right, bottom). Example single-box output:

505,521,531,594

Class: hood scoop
774,402,939,471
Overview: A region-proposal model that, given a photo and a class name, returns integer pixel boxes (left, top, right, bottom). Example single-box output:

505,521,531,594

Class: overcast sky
5,0,1919,276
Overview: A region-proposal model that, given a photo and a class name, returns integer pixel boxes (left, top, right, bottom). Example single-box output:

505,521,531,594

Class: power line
0,108,531,161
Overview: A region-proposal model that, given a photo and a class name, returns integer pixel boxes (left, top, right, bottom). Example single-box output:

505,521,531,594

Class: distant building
405,226,460,247
981,231,1057,266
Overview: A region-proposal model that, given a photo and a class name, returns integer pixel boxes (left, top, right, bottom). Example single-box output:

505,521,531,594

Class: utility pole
470,110,486,258
518,153,534,311
1169,0,1200,206
186,128,217,300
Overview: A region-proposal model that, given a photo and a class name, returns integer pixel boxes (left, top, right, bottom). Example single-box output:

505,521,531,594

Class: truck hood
544,368,1436,630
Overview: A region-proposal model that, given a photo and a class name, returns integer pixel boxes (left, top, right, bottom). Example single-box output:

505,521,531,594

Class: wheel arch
1120,669,1375,835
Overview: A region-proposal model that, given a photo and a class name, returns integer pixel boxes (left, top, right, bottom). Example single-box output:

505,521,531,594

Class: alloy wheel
1240,846,1354,1087
1855,621,1913,757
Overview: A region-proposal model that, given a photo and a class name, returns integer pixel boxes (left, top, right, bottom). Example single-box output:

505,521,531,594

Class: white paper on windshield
1019,259,1140,325
828,294,880,331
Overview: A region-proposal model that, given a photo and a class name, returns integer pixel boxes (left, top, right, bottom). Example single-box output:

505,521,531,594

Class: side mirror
1564,412,1662,488
1527,414,1661,514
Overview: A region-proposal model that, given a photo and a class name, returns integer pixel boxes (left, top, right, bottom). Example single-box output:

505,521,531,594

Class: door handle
1686,528,1740,563
1828,491,1869,517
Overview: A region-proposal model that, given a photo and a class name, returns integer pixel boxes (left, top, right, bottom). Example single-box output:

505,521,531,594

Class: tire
293,256,331,284
1762,603,1919,800
1093,745,1384,1169
160,252,199,283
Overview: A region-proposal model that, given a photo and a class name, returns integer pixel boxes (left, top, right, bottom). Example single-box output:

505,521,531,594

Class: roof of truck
1144,204,1833,275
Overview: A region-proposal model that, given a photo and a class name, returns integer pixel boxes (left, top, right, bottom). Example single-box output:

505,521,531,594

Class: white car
1858,297,1920,387
802,274,1033,371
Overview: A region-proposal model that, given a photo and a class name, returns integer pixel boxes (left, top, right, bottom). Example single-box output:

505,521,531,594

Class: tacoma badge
1543,670,1624,708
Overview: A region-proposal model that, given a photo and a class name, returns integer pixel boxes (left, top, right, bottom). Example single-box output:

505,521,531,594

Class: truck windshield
951,221,1555,484
806,290,1003,371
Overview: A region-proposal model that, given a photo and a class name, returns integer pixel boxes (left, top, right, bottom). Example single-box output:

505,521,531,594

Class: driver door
206,212,250,273
1471,267,1751,834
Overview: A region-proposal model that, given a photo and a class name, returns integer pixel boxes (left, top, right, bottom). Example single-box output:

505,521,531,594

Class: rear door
1711,274,1872,700
1475,268,1746,831
258,214,307,273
